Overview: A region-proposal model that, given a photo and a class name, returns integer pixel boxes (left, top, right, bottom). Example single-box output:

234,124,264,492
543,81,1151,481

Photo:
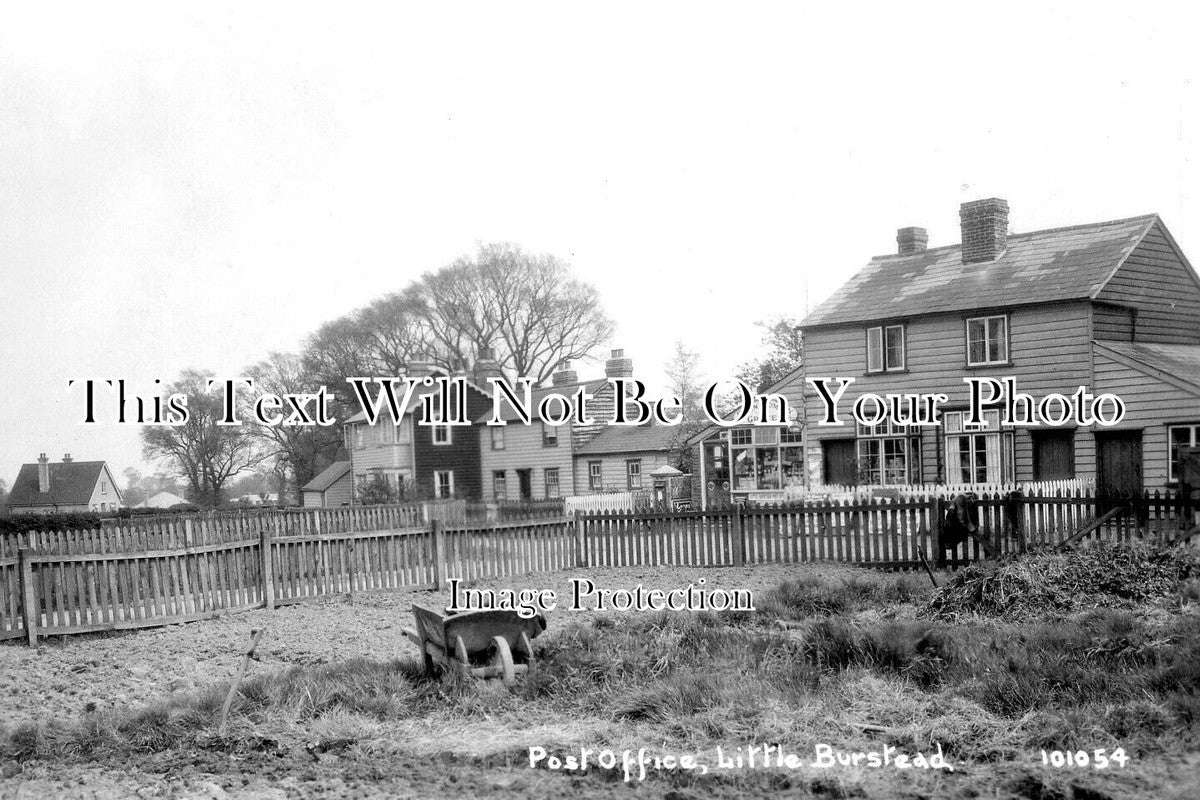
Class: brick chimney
37,453,50,493
551,360,579,386
605,348,633,379
62,453,72,463
471,346,505,384
959,198,1009,263
896,227,928,255
405,355,437,377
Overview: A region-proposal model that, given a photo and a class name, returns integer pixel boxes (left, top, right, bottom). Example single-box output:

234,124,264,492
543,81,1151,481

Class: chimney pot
605,349,634,379
62,453,72,463
471,346,505,384
896,227,928,255
551,360,579,386
959,198,1009,263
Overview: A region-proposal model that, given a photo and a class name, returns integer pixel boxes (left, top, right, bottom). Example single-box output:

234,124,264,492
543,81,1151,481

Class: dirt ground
1,563,1197,799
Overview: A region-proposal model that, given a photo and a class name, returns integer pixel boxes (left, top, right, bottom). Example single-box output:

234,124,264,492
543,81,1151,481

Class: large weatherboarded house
7,454,124,513
800,198,1200,494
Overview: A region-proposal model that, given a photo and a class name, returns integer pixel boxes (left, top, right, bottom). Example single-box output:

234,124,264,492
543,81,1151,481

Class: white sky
1,2,1198,486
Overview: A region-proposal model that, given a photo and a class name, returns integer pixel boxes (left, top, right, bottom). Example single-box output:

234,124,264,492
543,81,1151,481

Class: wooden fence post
574,515,586,568
431,520,446,590
184,517,193,548
260,527,275,611
929,496,943,565
732,504,746,566
18,548,37,646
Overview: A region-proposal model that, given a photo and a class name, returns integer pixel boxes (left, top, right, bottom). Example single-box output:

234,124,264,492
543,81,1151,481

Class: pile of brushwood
929,542,1200,619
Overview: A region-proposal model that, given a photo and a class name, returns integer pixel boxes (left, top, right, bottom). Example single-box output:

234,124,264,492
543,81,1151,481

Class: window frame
588,460,603,490
432,424,452,446
492,470,507,501
1168,423,1200,484
541,421,558,448
626,459,643,489
866,324,906,373
965,314,1010,367
544,467,561,499
433,470,454,499
490,425,505,450
942,409,1015,485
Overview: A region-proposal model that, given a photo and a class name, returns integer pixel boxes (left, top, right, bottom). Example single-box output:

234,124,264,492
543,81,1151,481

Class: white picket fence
564,490,653,515
777,478,1096,504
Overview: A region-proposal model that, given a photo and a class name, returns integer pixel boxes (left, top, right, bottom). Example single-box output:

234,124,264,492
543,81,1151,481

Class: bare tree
663,340,709,472
141,369,264,508
416,242,614,383
736,317,804,392
245,352,345,501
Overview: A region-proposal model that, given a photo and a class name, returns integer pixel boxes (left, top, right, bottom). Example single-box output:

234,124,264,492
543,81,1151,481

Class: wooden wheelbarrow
403,604,545,686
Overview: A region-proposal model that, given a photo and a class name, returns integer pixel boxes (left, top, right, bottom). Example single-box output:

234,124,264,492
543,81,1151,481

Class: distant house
137,491,191,509
799,198,1200,493
6,453,124,514
344,356,497,502
301,461,353,508
479,350,641,501
573,422,678,494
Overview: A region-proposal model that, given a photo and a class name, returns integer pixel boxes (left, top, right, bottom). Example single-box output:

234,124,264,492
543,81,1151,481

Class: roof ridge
869,213,1159,262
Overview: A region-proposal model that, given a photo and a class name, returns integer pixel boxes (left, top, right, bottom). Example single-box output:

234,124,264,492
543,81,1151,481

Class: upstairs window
432,424,452,445
542,422,558,448
966,315,1009,365
490,426,505,450
867,324,905,373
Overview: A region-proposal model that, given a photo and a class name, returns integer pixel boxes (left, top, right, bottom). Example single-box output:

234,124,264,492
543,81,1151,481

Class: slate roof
574,423,678,456
801,215,1159,327
301,461,352,493
1094,341,1200,395
7,461,114,508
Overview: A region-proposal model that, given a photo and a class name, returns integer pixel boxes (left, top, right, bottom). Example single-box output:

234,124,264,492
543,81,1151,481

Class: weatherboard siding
480,423,576,500
1095,225,1200,345
1094,349,1200,488
573,451,670,494
802,302,1094,484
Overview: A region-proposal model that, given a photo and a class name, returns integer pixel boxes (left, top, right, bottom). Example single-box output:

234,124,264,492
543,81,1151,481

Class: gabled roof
1093,341,1200,397
574,423,678,456
801,215,1159,328
7,461,116,508
301,461,352,492
474,378,610,423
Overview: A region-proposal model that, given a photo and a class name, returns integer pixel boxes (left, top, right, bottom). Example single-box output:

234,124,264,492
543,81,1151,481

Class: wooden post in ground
929,496,944,567
218,627,267,737
260,527,275,611
19,548,37,646
732,504,746,566
574,515,586,568
431,519,446,590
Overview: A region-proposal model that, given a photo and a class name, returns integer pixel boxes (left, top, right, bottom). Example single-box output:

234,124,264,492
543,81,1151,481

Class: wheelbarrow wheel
489,635,516,687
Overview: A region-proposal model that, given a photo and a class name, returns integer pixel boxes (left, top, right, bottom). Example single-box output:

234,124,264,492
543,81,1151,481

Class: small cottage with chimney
6,454,124,514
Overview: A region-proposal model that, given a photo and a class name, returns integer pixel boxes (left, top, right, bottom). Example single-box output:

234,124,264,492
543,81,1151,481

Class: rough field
2,556,1199,799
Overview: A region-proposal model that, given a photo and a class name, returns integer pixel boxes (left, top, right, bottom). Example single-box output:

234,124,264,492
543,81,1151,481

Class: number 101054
1040,748,1128,769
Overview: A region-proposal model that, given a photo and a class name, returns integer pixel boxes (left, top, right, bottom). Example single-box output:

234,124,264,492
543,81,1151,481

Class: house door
822,439,857,485
1032,430,1075,481
517,469,532,501
1096,431,1143,496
